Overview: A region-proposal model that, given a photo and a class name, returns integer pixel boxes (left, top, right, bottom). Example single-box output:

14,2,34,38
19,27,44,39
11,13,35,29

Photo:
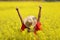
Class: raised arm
16,7,24,24
37,6,42,22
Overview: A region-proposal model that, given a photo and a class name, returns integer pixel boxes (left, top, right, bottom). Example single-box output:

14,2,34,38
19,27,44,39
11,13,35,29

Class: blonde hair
24,16,37,28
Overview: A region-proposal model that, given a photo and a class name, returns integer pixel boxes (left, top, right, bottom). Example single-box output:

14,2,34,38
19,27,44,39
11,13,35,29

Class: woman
16,6,42,34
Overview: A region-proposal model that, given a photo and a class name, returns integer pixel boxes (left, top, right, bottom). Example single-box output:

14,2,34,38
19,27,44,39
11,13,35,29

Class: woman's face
24,16,37,27
25,18,32,27
26,21,32,27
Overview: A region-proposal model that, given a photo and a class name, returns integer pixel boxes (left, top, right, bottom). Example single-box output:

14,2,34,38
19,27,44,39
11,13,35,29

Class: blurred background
0,0,60,40
0,0,60,2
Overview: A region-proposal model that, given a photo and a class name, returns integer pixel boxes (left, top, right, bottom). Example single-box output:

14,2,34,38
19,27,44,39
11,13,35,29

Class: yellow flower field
0,2,60,40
